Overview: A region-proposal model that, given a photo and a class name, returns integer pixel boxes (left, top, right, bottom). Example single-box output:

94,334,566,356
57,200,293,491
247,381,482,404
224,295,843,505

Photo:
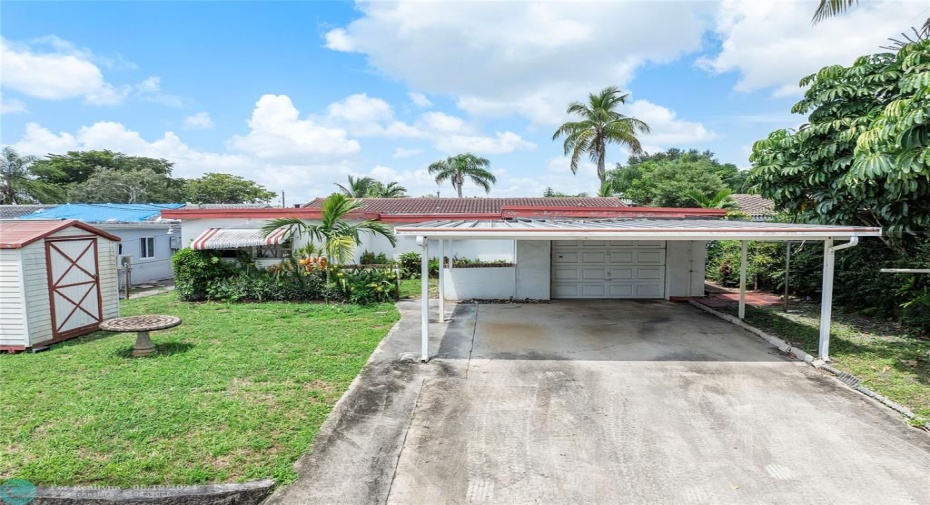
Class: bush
398,252,422,279
333,267,399,304
171,248,238,301
359,250,391,265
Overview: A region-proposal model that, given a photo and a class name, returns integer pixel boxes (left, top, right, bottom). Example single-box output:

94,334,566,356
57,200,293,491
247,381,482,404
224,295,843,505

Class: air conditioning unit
118,255,133,268
169,235,181,250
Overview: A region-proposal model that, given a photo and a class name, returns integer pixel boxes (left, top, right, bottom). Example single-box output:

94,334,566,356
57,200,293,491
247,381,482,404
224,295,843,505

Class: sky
2,0,929,204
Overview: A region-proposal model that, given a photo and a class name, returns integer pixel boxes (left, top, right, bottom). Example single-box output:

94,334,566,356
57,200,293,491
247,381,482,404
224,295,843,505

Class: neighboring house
0,204,57,219
161,197,724,301
18,204,184,287
0,220,120,351
731,194,776,221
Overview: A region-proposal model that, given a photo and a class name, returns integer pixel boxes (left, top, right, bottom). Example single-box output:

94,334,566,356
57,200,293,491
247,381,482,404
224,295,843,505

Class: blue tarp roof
16,203,184,223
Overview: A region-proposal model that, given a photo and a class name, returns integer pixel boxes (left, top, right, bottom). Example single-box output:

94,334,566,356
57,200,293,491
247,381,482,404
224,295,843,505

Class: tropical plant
685,189,736,209
368,181,407,198
552,86,650,182
812,0,929,36
543,187,589,197
597,181,614,197
261,193,396,265
748,39,930,234
0,147,63,204
609,155,730,207
427,153,496,198
335,175,377,198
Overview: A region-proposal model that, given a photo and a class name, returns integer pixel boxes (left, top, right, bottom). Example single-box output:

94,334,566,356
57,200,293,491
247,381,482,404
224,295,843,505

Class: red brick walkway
697,283,784,309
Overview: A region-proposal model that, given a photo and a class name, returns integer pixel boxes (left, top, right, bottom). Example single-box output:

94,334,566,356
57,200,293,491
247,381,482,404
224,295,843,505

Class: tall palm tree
552,86,650,183
335,175,377,198
261,193,396,265
368,181,407,198
812,0,929,35
427,153,496,198
0,147,62,204
685,188,736,209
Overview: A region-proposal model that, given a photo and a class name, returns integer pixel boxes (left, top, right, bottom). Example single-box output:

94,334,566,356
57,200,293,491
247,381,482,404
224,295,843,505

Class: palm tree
335,175,377,198
261,193,396,265
427,153,496,198
812,0,929,35
685,188,736,209
368,181,407,198
0,147,62,204
552,86,650,183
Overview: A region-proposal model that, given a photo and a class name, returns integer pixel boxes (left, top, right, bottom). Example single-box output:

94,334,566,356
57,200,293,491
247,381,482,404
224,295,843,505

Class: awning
190,227,293,250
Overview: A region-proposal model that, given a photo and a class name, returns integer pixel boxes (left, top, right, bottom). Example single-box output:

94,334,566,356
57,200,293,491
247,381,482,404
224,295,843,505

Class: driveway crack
465,302,479,379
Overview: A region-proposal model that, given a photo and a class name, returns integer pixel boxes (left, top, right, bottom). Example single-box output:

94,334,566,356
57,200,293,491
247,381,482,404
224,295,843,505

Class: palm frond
812,0,858,24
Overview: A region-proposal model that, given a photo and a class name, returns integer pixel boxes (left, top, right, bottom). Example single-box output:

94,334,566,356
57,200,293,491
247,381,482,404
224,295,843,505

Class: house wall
105,225,175,286
516,240,550,299
0,249,27,348
443,267,516,300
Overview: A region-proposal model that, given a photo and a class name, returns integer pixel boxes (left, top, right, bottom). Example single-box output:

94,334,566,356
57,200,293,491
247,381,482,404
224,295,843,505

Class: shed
0,220,121,351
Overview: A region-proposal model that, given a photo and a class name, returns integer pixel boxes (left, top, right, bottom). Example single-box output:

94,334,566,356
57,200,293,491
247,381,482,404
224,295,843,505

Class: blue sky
2,1,927,203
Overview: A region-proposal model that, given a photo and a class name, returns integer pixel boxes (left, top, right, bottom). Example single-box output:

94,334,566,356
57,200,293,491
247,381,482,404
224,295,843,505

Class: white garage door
551,240,666,299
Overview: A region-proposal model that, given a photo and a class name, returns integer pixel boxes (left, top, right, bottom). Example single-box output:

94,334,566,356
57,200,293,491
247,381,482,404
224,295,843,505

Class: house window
140,237,155,259
117,243,123,255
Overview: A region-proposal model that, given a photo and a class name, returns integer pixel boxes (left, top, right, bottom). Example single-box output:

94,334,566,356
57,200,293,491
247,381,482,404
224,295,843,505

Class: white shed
0,220,121,351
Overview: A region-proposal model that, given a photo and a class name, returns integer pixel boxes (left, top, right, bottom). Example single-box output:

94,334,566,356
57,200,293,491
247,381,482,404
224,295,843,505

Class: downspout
818,236,859,361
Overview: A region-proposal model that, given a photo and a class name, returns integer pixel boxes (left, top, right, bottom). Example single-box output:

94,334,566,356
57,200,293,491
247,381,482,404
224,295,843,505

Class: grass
0,293,399,487
399,277,438,299
718,303,930,422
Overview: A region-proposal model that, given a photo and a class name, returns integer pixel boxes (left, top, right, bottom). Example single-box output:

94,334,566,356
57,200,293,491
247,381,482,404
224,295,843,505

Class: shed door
551,240,666,299
46,237,103,339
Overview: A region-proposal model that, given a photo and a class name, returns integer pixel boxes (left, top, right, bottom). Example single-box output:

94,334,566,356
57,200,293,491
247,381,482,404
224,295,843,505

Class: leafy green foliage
543,187,589,197
335,176,407,198
359,250,391,265
0,147,64,204
610,155,732,207
623,149,748,192
32,150,175,185
428,153,496,197
749,40,930,233
184,172,276,204
69,167,185,203
171,248,239,301
552,86,650,182
398,251,424,279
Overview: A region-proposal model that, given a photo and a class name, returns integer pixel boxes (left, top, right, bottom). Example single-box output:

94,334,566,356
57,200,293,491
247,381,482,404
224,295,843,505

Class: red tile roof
302,197,629,214
0,220,121,249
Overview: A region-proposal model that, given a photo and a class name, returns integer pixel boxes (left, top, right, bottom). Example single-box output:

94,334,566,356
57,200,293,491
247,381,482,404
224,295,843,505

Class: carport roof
395,218,883,241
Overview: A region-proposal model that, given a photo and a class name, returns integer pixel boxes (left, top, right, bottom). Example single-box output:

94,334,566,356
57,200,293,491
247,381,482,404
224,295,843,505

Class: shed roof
0,220,121,249
18,203,183,223
731,194,776,217
395,218,882,241
302,197,628,214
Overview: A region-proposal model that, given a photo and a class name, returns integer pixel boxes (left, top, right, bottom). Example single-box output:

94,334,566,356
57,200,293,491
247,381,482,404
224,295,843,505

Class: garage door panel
551,240,666,299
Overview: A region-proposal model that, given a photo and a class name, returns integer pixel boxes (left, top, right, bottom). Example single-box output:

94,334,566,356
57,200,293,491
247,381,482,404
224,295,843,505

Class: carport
395,219,882,363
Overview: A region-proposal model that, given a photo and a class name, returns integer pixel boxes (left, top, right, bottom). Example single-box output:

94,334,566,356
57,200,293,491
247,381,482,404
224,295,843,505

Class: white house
0,220,121,352
161,198,723,301
18,204,185,287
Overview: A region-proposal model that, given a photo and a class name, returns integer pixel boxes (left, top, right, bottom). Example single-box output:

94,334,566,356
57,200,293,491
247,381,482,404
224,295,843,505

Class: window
140,237,155,258
117,243,123,255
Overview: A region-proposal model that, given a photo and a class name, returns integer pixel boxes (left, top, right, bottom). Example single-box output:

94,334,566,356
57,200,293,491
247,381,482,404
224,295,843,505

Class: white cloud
393,147,423,159
228,94,360,162
699,0,929,96
625,100,717,147
0,94,28,114
419,111,467,133
324,1,710,124
135,76,185,107
183,112,214,130
0,37,129,105
433,131,536,155
326,93,394,123
408,92,432,108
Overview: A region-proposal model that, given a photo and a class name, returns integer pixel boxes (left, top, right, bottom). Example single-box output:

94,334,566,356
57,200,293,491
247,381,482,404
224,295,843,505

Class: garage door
551,240,666,299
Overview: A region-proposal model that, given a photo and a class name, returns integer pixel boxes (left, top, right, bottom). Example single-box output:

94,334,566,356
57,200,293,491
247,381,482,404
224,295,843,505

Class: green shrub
359,250,391,265
334,267,399,304
398,252,421,279
171,248,238,301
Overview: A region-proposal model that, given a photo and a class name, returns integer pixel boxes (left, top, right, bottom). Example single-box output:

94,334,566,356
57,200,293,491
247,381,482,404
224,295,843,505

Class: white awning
190,227,293,250
395,218,882,241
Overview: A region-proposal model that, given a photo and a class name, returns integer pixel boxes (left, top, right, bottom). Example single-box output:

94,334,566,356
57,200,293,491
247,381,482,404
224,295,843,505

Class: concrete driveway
266,300,930,505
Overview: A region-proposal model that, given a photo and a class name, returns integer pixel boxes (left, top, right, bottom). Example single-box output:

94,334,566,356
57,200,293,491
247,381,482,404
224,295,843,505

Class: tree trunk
456,183,463,198
454,172,464,198
597,140,607,183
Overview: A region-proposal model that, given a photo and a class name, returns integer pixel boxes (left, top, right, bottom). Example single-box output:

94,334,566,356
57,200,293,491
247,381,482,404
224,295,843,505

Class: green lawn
719,303,930,423
0,293,398,487
399,277,438,299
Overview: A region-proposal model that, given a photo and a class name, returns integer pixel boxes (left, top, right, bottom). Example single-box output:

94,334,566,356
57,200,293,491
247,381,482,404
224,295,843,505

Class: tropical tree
748,39,930,233
368,181,407,198
69,167,184,203
0,147,63,204
543,188,589,197
812,0,929,36
335,175,377,198
607,151,732,207
185,173,276,204
261,193,396,265
552,86,650,183
427,153,496,198
685,189,736,209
